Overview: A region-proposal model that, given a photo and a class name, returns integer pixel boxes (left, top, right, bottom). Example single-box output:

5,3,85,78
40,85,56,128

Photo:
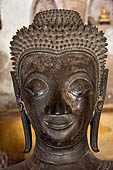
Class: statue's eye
68,79,91,98
70,90,84,97
25,79,49,97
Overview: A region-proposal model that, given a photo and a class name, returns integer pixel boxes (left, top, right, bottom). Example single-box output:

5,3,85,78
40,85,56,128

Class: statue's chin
36,114,79,148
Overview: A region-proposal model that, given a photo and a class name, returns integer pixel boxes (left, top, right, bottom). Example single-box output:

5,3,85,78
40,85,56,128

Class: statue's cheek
63,92,85,113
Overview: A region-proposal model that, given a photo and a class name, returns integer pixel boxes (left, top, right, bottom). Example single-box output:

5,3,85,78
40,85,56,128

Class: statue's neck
32,132,90,165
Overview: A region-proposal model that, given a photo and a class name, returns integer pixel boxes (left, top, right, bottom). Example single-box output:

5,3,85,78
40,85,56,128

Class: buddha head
10,9,108,153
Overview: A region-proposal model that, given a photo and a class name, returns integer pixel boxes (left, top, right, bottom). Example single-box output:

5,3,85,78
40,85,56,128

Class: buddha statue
99,7,110,24
2,9,113,170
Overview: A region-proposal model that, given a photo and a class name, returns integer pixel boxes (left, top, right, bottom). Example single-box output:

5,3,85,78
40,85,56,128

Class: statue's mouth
43,115,74,130
44,120,73,130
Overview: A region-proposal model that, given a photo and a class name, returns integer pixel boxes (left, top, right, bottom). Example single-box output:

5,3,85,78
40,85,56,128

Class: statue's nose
53,99,64,115
52,92,72,115
44,91,72,115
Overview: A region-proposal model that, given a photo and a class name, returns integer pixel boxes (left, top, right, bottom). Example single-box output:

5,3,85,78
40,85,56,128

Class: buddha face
19,51,96,148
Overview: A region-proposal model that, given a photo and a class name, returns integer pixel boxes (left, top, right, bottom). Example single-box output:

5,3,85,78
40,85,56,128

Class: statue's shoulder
1,161,26,170
97,161,113,170
1,159,41,170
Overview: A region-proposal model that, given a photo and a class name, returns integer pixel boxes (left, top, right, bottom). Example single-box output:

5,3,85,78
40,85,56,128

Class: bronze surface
2,9,113,170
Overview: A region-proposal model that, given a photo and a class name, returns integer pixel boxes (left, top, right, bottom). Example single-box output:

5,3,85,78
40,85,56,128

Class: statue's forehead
19,52,96,82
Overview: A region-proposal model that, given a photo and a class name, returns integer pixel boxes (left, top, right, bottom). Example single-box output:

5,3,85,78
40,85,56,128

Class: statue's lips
43,114,74,130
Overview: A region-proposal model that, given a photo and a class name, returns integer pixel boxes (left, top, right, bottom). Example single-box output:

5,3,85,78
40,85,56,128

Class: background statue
0,151,8,169
3,9,112,170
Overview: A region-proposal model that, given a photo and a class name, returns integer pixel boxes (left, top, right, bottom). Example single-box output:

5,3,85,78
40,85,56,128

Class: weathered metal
3,9,112,170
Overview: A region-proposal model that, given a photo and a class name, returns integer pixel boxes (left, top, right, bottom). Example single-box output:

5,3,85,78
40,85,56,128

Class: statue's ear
90,69,109,152
10,71,32,153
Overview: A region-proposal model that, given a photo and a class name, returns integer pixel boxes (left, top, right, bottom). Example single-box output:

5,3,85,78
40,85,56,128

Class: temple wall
0,0,33,109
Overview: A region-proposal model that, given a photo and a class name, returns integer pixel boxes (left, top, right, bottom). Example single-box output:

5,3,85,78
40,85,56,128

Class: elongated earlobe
10,71,32,153
90,69,109,152
90,102,102,152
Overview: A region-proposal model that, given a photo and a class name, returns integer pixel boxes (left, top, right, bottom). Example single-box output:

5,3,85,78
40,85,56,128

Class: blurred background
0,0,113,168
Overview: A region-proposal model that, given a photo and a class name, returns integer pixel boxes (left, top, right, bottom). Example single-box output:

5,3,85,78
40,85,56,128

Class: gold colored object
99,7,110,24
0,111,35,163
